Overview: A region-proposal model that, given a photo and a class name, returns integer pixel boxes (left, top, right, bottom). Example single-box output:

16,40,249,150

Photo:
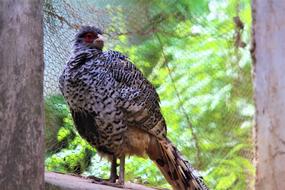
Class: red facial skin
84,32,96,43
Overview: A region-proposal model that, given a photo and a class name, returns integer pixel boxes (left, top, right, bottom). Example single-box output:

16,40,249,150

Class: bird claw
90,179,124,188
87,175,124,188
109,174,119,183
118,178,124,185
86,175,105,182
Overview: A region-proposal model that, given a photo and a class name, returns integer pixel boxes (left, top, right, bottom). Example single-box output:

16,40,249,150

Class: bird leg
109,155,118,183
88,155,118,183
118,155,125,185
89,155,124,188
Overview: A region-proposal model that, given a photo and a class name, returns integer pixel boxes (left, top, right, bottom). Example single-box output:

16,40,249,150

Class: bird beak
97,34,105,42
93,34,105,50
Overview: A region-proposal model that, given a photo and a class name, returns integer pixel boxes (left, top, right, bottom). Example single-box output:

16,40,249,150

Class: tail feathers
147,136,209,190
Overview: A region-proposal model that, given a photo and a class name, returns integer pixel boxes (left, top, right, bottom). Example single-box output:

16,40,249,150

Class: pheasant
59,26,208,190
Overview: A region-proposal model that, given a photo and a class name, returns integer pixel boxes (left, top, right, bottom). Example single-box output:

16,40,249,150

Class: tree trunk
252,0,285,190
0,1,44,190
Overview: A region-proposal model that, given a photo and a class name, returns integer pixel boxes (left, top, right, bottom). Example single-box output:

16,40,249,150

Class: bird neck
73,43,103,55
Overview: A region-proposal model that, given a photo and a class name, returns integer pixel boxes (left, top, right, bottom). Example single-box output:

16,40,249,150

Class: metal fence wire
43,0,253,189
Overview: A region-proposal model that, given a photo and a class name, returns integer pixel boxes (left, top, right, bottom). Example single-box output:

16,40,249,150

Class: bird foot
87,175,124,188
90,179,124,188
109,174,119,183
86,175,105,182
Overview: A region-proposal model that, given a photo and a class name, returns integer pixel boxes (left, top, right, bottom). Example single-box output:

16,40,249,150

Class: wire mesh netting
43,0,253,189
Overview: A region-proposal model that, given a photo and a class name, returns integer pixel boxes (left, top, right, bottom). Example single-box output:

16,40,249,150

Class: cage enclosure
43,1,253,189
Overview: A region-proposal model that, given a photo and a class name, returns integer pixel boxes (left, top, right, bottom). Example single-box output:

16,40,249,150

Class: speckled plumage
59,26,208,190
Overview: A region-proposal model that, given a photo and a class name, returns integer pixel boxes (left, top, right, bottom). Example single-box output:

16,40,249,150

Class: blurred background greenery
43,0,254,189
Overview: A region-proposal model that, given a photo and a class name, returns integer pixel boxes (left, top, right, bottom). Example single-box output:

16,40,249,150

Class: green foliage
44,0,254,189
45,95,95,174
114,0,254,189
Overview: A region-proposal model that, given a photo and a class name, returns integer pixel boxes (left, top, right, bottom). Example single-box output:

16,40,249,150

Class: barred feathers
60,26,209,190
147,136,209,190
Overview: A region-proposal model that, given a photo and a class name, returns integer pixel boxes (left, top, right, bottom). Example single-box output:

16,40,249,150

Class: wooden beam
45,172,164,190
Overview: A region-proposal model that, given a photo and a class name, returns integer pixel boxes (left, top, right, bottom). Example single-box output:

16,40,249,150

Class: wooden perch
45,172,164,190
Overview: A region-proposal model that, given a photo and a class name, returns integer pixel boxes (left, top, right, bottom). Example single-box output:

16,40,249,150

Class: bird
59,26,209,190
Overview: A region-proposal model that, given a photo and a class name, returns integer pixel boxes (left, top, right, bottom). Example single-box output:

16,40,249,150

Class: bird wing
105,50,167,138
59,50,95,92
59,50,129,153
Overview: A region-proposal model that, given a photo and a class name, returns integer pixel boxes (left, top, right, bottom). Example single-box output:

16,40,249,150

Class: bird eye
84,33,96,43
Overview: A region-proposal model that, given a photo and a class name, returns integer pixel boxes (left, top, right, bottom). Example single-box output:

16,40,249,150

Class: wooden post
252,1,285,190
0,0,44,190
